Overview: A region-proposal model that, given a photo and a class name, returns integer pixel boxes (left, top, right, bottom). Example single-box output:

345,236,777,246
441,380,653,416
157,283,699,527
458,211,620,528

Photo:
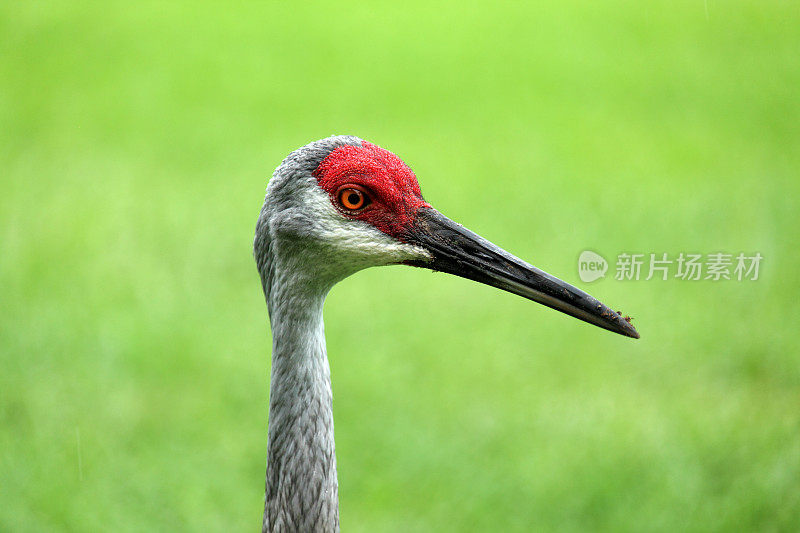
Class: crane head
255,136,639,339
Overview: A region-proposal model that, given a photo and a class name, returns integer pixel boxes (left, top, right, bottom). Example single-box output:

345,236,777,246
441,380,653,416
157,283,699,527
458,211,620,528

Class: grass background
2,1,799,531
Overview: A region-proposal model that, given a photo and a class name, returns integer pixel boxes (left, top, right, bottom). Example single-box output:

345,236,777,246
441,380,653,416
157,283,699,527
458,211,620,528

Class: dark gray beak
403,207,640,339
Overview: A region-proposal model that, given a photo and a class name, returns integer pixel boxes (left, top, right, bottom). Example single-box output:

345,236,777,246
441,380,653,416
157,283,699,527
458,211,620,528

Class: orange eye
337,186,370,211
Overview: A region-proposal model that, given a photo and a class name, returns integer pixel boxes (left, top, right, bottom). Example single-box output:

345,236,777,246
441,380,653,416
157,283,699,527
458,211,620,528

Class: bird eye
336,186,370,211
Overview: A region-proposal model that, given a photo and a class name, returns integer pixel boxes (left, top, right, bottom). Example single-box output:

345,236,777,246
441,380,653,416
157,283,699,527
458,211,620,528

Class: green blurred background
2,1,799,531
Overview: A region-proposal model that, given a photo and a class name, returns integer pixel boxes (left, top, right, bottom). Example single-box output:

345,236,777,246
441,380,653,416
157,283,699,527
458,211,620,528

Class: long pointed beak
403,208,640,339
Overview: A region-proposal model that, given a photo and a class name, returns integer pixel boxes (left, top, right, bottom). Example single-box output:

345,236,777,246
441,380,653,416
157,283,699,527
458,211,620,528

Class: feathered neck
260,257,339,533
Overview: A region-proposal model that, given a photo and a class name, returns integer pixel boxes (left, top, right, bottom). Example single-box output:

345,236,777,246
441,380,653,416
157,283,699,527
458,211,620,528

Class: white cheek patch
301,185,432,266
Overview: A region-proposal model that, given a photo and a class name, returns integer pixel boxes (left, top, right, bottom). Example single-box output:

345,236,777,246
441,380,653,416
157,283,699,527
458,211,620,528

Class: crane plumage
254,135,638,532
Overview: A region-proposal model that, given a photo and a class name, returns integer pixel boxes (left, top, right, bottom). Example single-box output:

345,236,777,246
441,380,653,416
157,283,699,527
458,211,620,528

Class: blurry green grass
1,1,799,531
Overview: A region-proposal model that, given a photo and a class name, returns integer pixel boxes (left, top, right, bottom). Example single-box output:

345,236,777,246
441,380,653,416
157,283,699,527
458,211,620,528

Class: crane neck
262,261,339,533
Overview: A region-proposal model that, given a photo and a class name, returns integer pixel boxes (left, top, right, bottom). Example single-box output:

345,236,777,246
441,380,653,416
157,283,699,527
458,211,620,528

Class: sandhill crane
253,136,639,532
